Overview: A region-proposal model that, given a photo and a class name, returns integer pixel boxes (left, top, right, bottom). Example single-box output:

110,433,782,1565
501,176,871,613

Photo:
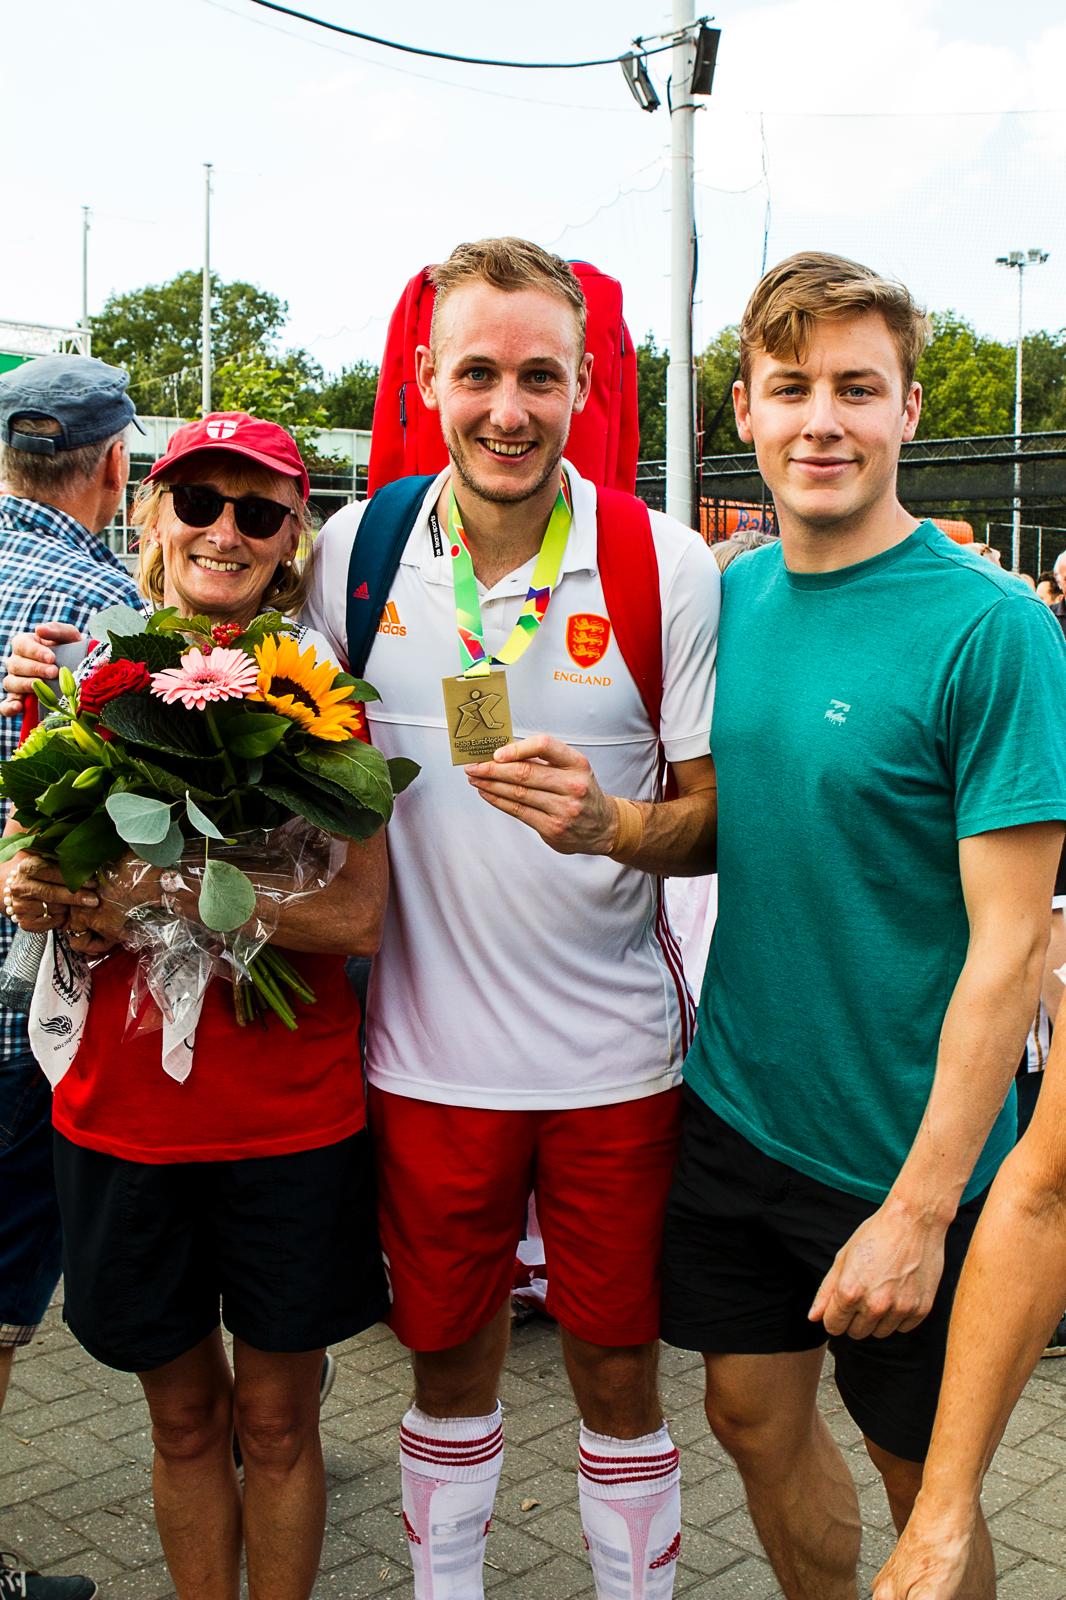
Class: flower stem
203,705,245,827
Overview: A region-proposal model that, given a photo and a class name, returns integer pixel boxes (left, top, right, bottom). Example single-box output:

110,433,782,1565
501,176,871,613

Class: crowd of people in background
1,240,1065,1600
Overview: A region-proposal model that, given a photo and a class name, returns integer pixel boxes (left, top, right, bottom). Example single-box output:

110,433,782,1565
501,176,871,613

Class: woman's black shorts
53,1128,389,1373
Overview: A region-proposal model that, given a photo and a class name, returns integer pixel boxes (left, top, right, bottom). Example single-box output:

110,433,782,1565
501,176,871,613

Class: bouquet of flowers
0,606,417,1032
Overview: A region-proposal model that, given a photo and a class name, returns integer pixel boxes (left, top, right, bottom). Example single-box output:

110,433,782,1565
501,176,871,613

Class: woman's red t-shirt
51,947,365,1163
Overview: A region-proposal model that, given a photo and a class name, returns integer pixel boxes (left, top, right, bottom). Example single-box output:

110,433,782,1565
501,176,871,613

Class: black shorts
53,1129,389,1373
661,1087,986,1463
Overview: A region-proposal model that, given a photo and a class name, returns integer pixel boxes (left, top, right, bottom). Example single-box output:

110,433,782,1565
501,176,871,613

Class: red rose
79,659,152,718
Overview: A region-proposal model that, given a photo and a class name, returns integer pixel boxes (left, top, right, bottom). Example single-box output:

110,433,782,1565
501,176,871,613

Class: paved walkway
4,1299,1066,1597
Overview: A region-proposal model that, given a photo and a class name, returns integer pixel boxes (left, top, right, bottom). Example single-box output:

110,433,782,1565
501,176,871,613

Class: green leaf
0,832,38,863
185,792,225,840
99,693,217,759
294,741,394,820
198,857,257,932
105,792,174,845
144,607,183,634
88,604,148,638
387,757,420,796
130,757,215,804
55,810,126,892
330,671,380,704
0,738,84,810
259,780,382,842
109,632,185,671
134,818,186,868
221,710,292,759
37,771,94,819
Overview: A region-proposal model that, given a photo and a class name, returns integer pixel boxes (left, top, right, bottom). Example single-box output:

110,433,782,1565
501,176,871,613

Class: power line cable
247,0,679,70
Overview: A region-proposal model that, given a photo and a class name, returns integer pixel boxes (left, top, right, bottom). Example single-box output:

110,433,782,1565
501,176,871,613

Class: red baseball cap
146,412,311,501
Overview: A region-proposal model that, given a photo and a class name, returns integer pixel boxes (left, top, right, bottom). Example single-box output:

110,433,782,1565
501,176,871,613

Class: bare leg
704,1348,861,1600
412,1299,511,1416
233,1341,326,1600
867,1437,995,1600
0,1345,14,1412
138,1329,241,1600
561,1332,663,1436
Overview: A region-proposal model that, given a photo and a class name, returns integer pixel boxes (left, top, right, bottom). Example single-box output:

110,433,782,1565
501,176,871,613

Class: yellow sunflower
250,635,365,742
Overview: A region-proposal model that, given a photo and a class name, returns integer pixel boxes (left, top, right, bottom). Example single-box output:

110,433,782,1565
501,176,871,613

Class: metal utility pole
80,206,90,330
202,163,213,416
666,1,697,528
996,248,1049,570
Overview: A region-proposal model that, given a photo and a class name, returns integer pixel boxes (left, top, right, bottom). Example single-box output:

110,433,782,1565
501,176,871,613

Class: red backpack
366,261,640,495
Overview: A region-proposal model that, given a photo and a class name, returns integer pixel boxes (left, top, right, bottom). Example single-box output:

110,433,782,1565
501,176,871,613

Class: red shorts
369,1086,681,1352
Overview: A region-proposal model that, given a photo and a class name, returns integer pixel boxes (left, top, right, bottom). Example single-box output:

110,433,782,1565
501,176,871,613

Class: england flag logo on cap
206,419,238,440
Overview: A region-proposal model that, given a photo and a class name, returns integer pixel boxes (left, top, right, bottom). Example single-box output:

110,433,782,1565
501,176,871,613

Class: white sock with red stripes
578,1422,681,1600
399,1403,503,1599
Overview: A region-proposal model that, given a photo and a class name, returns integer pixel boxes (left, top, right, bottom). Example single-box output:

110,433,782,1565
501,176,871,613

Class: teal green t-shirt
685,521,1066,1202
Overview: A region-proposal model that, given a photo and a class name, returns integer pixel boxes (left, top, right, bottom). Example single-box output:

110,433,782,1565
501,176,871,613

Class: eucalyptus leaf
88,604,148,638
198,858,257,932
105,792,174,845
134,818,186,868
185,792,225,840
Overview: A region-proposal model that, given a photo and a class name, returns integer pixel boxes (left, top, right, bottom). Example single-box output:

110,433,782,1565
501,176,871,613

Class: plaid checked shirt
0,493,142,1060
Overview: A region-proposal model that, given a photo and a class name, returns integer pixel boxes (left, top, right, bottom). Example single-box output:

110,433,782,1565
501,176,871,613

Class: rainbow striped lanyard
447,476,573,677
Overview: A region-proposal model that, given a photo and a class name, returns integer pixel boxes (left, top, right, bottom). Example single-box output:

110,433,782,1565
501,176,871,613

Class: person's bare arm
810,820,1063,1341
873,1020,1066,1598
464,735,716,875
70,831,389,958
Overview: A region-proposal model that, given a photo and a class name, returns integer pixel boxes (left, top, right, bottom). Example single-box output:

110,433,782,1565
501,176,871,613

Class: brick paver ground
4,1298,1066,1597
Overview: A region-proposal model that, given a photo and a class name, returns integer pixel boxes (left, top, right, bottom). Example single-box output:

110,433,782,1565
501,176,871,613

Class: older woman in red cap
1,416,388,1600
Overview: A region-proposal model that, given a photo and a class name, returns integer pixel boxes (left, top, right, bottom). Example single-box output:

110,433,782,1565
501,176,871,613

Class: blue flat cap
0,354,145,455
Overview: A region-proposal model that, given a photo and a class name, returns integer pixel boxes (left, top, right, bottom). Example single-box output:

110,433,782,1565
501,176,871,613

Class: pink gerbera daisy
150,647,259,711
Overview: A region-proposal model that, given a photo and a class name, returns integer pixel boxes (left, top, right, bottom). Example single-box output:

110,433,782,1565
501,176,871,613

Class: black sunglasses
167,483,292,540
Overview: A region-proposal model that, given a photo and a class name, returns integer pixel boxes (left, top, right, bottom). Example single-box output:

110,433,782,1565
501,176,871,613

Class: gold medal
441,669,514,766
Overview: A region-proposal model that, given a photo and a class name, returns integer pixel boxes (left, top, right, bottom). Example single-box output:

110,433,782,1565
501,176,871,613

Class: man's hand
872,1500,977,1600
809,1196,949,1339
465,734,619,856
1,623,81,717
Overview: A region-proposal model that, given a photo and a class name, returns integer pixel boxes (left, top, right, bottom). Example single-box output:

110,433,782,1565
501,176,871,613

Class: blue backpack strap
344,475,435,676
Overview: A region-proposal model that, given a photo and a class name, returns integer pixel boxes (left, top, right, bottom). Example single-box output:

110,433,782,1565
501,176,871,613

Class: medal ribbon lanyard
448,477,572,677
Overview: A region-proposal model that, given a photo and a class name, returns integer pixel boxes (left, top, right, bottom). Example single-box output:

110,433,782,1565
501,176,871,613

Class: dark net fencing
637,432,1066,576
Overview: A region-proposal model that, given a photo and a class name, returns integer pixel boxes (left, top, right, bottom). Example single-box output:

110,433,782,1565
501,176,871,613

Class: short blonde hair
430,237,587,355
131,456,314,616
739,251,930,394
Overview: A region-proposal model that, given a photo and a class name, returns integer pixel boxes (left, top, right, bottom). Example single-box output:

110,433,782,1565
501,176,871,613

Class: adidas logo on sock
649,1531,681,1569
402,1511,422,1545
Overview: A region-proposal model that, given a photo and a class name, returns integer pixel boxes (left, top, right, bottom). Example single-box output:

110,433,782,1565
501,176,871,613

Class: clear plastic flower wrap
100,817,346,1038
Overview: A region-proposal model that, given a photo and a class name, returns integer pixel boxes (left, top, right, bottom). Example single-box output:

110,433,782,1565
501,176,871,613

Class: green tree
91,269,300,419
697,325,744,456
635,334,667,460
914,312,1014,439
213,350,334,465
1021,329,1066,434
320,360,380,430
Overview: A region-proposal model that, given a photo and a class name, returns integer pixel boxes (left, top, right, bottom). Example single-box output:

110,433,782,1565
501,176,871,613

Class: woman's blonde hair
130,454,315,617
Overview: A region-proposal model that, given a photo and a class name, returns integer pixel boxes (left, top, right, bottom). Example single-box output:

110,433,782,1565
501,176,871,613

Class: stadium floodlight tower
996,248,1049,570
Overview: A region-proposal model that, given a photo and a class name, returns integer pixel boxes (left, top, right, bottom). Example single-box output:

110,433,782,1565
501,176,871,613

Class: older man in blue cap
0,354,143,1600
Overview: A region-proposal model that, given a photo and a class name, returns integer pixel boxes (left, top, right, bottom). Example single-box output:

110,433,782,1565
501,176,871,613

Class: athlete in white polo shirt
305,239,719,1600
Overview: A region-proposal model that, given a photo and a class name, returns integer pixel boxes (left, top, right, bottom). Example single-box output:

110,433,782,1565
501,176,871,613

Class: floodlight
621,51,660,112
690,25,720,96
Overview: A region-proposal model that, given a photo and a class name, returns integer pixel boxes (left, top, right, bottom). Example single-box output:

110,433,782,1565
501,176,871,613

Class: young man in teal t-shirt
653,253,1066,1600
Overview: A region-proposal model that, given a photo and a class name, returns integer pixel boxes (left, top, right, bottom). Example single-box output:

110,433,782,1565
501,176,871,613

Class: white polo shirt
303,463,719,1109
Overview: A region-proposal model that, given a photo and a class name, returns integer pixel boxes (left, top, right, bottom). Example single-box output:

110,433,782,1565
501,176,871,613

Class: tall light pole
80,206,91,331
202,163,213,417
996,247,1049,569
666,1,697,528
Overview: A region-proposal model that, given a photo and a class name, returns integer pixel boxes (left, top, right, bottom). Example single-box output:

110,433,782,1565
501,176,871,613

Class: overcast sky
3,0,1064,381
